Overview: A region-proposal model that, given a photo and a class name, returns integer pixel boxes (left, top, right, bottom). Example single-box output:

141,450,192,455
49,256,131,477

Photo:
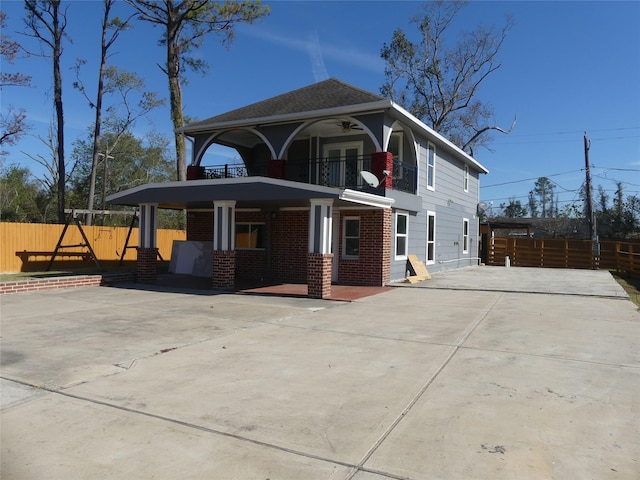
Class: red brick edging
0,272,136,295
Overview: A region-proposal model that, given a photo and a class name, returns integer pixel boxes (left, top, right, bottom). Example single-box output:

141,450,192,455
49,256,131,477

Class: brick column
308,199,333,299
308,253,333,299
213,200,236,290
371,151,394,189
136,247,158,283
212,250,236,290
268,159,286,179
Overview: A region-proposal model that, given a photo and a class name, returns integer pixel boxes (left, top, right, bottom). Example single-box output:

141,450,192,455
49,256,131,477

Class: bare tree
21,123,78,195
1,11,32,153
381,0,514,154
72,0,134,224
24,0,69,223
125,0,269,181
75,65,165,222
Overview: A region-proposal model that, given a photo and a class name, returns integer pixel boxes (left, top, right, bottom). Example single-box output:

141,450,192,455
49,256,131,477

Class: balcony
197,155,416,194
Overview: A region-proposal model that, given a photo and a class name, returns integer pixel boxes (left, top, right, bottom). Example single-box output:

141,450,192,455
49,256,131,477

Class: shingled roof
184,78,387,128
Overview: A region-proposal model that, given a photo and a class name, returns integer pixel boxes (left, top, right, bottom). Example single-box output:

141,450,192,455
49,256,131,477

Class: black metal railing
201,155,417,194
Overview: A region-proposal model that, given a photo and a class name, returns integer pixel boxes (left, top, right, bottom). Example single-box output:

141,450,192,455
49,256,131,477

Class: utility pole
97,148,114,225
584,132,598,260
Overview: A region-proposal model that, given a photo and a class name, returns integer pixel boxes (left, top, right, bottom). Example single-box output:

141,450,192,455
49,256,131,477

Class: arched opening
192,129,275,178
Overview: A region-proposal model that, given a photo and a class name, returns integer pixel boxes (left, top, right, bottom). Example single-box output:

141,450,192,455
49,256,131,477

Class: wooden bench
16,250,93,262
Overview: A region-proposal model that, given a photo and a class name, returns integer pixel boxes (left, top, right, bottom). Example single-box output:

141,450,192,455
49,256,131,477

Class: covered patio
106,176,394,299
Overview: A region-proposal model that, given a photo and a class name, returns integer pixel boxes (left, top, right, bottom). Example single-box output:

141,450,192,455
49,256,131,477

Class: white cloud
242,27,384,75
307,30,329,82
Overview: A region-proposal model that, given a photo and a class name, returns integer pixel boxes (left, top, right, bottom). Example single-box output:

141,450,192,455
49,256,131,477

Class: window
343,217,360,259
463,164,469,192
426,211,436,264
462,218,469,254
236,223,265,249
395,212,409,259
427,142,436,190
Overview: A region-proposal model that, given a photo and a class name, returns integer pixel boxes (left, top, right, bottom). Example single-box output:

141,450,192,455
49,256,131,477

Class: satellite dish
360,170,380,188
477,202,488,214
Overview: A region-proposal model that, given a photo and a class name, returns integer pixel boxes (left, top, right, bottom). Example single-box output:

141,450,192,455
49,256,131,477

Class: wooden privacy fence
487,237,639,275
1,222,186,273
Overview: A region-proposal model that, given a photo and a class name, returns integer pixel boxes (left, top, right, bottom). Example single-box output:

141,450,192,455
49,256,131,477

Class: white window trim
394,211,409,260
426,142,436,191
235,222,266,250
426,211,436,265
342,216,360,260
462,218,469,254
463,164,469,192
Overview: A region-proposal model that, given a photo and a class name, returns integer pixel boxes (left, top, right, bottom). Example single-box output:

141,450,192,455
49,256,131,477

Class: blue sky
2,0,639,214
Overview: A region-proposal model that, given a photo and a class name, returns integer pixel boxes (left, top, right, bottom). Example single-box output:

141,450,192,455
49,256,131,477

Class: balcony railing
200,156,417,194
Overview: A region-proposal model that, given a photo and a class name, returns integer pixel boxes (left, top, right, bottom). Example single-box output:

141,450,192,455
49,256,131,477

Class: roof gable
185,78,385,127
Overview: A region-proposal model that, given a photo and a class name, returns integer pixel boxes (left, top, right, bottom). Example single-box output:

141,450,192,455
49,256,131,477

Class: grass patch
610,271,640,308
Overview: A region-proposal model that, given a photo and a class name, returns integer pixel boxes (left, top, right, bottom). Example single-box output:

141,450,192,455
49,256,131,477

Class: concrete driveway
1,267,639,479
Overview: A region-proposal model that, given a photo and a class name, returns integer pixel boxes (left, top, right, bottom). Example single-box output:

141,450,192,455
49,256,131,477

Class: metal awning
106,177,394,210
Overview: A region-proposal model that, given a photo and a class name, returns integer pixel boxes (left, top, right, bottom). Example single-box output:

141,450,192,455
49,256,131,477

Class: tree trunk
52,2,65,224
166,19,186,182
86,2,111,225
169,72,186,181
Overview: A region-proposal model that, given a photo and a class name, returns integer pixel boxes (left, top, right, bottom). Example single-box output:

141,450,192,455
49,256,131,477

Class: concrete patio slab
364,348,639,479
465,293,640,366
280,288,502,345
2,393,352,480
67,322,455,465
402,265,629,297
1,266,638,479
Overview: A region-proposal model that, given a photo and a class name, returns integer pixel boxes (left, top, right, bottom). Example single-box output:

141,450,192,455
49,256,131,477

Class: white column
213,200,236,251
138,203,158,249
308,199,333,254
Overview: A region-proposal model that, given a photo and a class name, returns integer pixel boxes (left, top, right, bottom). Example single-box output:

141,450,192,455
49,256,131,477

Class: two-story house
107,79,488,298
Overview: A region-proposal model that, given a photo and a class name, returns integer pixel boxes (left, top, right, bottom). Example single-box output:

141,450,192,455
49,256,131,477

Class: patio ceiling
106,177,394,211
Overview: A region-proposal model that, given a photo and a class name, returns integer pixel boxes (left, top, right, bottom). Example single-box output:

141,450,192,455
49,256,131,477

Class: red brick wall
271,210,308,283
0,272,135,295
187,211,213,241
235,211,268,281
185,207,391,287
337,209,391,286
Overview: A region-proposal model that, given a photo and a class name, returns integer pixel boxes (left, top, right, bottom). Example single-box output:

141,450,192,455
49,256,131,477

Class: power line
482,169,584,188
496,126,639,138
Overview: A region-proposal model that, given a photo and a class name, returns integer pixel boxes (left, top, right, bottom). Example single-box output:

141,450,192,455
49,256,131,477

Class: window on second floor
463,164,469,192
427,143,436,190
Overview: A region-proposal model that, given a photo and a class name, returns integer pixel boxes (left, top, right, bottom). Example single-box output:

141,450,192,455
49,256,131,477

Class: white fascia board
390,102,490,175
177,100,392,135
340,189,395,209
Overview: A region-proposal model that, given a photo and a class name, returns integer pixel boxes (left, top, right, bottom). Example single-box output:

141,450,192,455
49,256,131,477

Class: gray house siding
389,136,482,282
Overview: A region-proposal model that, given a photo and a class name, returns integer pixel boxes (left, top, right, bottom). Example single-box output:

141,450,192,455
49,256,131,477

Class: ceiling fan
338,121,363,133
